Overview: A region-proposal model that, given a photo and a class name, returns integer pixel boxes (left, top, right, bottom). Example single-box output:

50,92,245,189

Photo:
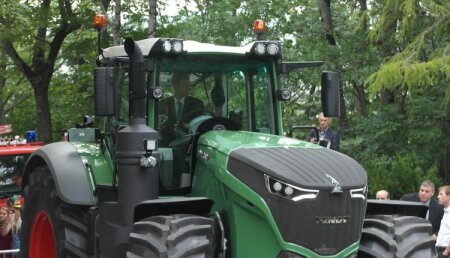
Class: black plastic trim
133,197,213,222
23,142,94,205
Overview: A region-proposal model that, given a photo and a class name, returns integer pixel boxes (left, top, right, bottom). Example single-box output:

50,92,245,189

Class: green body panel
70,142,114,203
191,131,358,257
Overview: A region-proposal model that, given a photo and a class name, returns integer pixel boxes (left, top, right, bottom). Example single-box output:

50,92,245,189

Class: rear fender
366,199,428,218
23,142,94,205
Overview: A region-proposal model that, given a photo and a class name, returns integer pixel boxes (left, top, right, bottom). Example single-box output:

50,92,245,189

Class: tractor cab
96,38,339,193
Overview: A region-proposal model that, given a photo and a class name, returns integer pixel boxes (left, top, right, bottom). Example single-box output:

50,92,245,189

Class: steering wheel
179,110,215,125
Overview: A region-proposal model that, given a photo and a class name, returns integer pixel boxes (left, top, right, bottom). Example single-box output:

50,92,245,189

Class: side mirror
321,71,340,117
94,67,116,116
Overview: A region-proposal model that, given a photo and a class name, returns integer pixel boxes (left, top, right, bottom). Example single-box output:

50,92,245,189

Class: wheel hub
29,210,56,258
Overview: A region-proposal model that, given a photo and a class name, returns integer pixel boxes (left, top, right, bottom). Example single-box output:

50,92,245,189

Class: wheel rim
29,210,56,258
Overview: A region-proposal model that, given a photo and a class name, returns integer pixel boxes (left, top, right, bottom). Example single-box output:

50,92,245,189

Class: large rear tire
21,166,91,258
127,214,217,258
358,215,437,258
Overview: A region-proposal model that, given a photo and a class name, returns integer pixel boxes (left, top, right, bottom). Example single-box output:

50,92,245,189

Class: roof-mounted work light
248,41,281,58
150,39,184,56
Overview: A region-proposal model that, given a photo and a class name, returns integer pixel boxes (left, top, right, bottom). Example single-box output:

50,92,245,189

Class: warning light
94,14,107,30
253,19,266,34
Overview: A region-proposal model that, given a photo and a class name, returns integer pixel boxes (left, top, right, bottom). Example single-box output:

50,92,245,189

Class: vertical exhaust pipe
98,38,159,258
116,38,159,223
124,37,147,125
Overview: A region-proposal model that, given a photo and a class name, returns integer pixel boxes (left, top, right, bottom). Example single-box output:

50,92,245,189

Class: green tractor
20,36,436,258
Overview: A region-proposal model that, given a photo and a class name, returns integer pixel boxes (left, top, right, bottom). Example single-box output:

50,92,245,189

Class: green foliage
363,153,440,199
366,1,450,104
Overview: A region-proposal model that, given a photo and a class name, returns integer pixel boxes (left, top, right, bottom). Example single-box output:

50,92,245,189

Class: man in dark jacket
401,180,444,238
159,72,204,146
309,113,340,151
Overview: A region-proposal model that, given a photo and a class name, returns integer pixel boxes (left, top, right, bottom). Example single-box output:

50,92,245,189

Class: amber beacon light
94,14,107,30
253,19,266,34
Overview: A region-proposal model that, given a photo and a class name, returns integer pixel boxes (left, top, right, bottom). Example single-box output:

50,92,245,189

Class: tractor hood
197,130,368,254
198,130,367,190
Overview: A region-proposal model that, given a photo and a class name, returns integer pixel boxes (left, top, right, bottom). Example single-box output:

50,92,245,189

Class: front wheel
127,214,217,258
358,215,436,258
21,166,91,258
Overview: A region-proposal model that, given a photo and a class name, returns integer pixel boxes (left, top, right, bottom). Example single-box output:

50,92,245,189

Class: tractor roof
101,38,257,59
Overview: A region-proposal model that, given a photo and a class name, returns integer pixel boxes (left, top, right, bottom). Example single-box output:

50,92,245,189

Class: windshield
0,154,29,193
155,55,276,147
108,55,277,191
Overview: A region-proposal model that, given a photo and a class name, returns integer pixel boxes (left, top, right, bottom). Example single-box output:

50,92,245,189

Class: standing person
309,112,340,151
159,72,204,145
376,190,390,200
7,196,21,250
0,206,12,258
436,186,450,257
401,180,444,238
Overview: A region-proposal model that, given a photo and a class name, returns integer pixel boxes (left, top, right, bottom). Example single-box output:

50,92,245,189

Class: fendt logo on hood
325,174,343,193
316,216,348,225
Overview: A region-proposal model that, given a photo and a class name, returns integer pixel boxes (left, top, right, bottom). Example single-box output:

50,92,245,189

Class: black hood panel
228,147,367,190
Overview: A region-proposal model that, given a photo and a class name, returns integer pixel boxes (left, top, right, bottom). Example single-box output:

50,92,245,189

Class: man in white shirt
436,186,450,257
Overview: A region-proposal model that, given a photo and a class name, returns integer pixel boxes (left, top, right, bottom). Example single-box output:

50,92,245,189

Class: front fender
366,199,428,218
23,141,94,206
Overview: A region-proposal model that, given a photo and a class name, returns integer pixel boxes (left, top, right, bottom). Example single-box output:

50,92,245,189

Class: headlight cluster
162,40,183,53
250,41,281,58
150,39,184,56
264,174,318,202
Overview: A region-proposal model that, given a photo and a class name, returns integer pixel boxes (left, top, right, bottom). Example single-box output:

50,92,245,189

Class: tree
0,1,96,142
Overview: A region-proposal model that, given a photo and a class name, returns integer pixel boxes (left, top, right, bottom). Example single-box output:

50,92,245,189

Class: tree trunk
0,59,6,122
352,81,367,117
338,79,348,130
34,85,52,143
317,0,336,45
112,0,121,45
148,0,157,38
378,3,398,105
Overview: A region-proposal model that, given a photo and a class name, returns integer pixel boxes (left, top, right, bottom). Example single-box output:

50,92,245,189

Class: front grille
266,189,365,255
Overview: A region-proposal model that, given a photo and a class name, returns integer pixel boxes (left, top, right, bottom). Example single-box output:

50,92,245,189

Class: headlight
265,174,319,201
276,89,291,101
163,41,172,52
173,41,183,53
255,43,266,55
350,185,367,200
267,43,280,55
149,87,163,100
